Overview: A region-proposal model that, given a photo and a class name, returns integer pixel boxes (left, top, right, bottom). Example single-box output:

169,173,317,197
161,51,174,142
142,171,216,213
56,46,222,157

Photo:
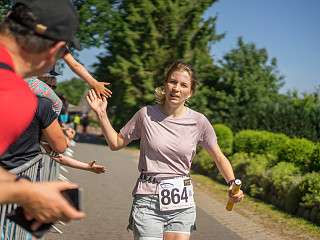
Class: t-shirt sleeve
37,97,58,129
198,115,217,149
120,108,143,143
26,78,63,115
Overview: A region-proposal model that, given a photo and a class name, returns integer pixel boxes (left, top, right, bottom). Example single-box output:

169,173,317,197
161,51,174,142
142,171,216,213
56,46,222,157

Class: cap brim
49,69,60,76
70,37,81,50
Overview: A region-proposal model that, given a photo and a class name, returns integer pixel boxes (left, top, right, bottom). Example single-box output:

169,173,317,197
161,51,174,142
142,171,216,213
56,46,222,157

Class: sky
59,0,320,94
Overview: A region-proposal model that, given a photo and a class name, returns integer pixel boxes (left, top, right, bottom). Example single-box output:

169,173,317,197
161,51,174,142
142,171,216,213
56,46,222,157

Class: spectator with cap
26,68,63,115
0,0,85,227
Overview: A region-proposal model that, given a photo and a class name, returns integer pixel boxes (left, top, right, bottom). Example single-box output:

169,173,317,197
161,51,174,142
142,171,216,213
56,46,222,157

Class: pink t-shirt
120,104,217,195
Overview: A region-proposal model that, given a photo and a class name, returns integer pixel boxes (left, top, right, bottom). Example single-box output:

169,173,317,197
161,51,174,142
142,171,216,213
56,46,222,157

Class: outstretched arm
86,89,128,151
53,154,105,174
63,53,112,98
206,143,244,203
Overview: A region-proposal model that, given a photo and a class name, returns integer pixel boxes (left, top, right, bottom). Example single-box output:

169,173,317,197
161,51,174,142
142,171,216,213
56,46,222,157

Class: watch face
235,179,242,185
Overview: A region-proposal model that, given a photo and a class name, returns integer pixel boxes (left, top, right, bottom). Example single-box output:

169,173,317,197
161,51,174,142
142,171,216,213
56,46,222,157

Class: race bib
158,177,194,211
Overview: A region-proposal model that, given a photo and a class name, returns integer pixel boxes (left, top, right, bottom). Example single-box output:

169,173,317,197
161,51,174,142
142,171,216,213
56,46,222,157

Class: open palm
86,89,108,113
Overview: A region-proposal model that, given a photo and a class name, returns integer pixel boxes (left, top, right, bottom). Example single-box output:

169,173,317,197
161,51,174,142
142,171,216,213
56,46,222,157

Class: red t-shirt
0,44,37,155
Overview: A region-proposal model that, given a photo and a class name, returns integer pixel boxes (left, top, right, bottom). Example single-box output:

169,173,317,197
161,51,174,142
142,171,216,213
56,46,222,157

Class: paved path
47,139,283,240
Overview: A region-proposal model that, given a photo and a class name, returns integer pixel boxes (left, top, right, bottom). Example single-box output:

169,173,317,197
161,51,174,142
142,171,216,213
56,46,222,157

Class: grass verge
191,173,320,240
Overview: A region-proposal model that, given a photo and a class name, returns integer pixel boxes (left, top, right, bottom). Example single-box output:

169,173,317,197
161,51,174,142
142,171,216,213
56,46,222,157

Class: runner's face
164,70,192,106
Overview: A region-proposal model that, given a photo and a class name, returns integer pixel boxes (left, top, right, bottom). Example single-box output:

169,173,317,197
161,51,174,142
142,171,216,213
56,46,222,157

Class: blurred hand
227,186,244,204
93,81,112,99
88,161,106,174
65,128,76,140
21,181,85,230
86,89,108,114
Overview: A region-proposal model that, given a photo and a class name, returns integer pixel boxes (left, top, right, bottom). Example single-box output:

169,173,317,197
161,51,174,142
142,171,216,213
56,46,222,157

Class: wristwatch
227,179,236,186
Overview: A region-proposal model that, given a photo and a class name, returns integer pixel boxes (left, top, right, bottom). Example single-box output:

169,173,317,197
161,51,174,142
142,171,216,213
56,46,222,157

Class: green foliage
56,78,88,105
91,0,223,129
266,162,301,210
192,147,224,183
230,152,270,198
207,37,284,131
277,138,315,170
262,91,320,142
72,0,116,48
310,143,320,172
0,1,11,22
298,173,320,209
234,130,289,156
268,162,301,192
214,123,233,155
193,149,213,176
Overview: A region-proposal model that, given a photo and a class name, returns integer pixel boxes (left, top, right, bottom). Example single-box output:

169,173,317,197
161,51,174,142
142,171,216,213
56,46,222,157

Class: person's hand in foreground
19,181,85,230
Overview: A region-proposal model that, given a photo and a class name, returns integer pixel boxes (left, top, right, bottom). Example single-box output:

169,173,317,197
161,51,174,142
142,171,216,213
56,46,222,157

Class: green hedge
310,143,320,172
214,123,233,156
298,173,320,209
234,130,289,155
192,149,225,182
297,173,320,224
230,152,272,198
277,138,315,170
192,149,214,176
266,162,301,211
193,127,320,225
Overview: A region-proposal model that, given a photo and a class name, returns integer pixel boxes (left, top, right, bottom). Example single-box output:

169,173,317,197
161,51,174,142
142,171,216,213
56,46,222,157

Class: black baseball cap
10,0,80,50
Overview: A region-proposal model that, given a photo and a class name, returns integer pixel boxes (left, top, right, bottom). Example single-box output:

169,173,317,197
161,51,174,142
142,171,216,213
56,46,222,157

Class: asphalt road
46,136,279,240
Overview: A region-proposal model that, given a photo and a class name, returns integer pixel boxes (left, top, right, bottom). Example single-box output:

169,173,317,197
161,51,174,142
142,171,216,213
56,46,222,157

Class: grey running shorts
128,194,196,239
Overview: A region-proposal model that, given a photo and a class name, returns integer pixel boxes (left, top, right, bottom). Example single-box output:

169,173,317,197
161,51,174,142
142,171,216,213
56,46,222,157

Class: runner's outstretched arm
205,143,244,203
86,89,128,151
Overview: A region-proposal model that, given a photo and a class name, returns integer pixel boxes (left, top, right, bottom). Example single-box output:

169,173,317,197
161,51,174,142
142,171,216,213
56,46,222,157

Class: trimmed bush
277,138,315,170
234,130,289,156
193,149,214,176
266,162,301,209
298,173,320,209
268,162,301,194
284,178,303,214
214,123,233,156
192,149,225,182
234,130,262,154
231,153,270,198
309,143,320,172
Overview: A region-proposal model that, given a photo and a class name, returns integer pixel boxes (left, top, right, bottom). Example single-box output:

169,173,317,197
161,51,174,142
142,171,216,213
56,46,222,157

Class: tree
263,90,320,141
56,78,88,105
0,1,11,22
72,0,116,48
91,0,222,129
207,37,284,131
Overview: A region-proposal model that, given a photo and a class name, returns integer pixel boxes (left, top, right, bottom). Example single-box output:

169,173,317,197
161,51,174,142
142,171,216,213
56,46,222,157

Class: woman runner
86,61,244,240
